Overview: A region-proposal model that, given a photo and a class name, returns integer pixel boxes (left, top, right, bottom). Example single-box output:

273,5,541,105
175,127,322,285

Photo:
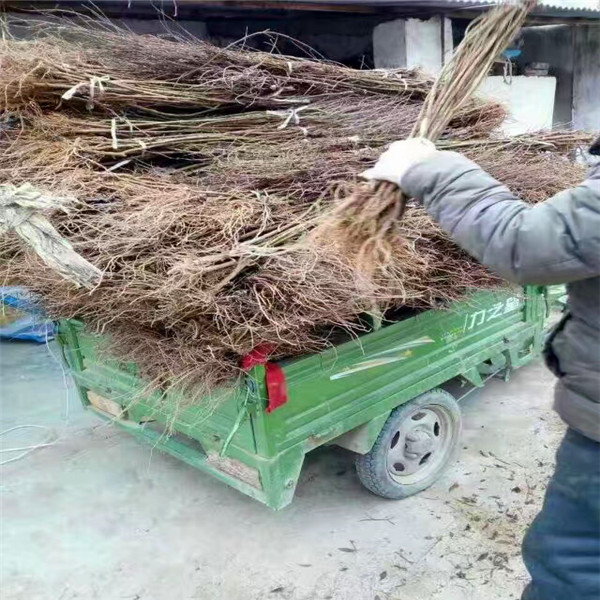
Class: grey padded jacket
402,153,600,442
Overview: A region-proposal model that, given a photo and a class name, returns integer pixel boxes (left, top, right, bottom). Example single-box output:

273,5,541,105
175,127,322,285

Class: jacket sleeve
401,151,600,285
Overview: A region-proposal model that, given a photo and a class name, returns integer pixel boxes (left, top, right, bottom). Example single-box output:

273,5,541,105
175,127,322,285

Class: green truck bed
57,285,548,509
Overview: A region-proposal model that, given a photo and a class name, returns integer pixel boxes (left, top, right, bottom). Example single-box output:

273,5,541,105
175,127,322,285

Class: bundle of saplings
0,20,589,397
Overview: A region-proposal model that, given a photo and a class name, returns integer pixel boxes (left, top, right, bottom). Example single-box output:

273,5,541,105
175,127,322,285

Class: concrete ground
1,340,565,600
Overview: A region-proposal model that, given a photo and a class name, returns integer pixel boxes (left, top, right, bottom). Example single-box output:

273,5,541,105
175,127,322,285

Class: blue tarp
0,287,55,343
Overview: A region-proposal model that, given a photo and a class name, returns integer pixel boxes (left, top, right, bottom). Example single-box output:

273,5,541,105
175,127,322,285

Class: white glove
361,138,437,188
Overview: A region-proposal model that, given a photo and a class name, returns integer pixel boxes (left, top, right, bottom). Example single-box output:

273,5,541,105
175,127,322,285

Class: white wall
373,18,407,69
373,17,445,75
478,76,557,135
405,17,443,75
443,17,454,65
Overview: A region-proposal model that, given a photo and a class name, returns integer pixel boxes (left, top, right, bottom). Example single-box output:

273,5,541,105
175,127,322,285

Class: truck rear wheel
356,389,462,499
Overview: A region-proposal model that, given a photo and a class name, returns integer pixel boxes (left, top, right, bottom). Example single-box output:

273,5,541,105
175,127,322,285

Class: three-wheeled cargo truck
57,284,551,509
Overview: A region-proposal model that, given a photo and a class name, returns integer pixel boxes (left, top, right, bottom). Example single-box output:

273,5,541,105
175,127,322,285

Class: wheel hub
405,430,435,457
386,406,450,481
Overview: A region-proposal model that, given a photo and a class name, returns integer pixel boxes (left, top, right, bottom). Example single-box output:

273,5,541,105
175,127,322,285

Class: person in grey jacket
363,136,600,600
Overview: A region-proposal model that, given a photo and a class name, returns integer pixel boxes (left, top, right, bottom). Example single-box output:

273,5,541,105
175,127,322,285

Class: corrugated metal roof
448,0,600,11
298,0,600,14
539,0,599,9
279,0,600,17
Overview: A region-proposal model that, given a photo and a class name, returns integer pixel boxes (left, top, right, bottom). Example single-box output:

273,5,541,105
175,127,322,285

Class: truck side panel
254,289,544,455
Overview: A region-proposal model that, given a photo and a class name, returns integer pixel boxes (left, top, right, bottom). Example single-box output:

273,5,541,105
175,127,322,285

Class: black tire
356,389,462,500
